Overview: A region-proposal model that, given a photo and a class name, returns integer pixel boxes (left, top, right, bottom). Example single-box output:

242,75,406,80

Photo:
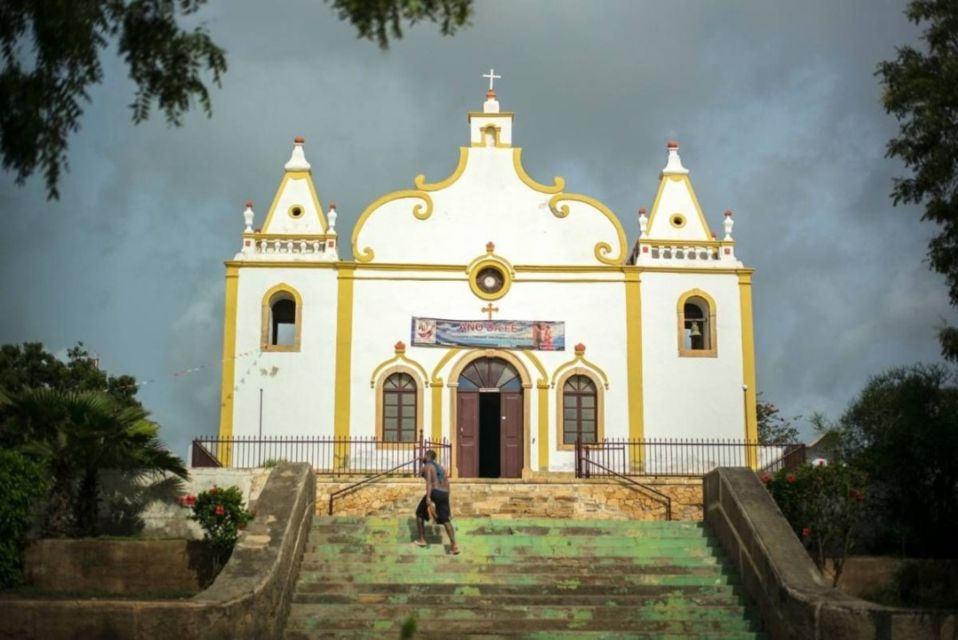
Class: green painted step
286,516,763,639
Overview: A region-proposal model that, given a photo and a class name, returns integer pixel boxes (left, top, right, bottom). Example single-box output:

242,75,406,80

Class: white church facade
216,84,758,478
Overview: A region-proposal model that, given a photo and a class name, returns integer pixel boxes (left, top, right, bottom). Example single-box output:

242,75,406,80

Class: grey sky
1,0,951,458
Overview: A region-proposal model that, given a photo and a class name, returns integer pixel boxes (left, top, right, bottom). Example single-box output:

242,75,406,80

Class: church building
216,80,758,478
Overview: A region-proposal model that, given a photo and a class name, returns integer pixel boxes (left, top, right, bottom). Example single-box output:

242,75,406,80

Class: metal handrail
328,458,418,516
578,456,673,521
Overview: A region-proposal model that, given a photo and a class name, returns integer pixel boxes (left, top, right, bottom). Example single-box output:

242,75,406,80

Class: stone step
299,559,733,576
284,611,759,634
304,544,723,559
314,516,707,531
295,573,740,587
300,555,729,570
286,630,765,640
294,590,751,608
292,581,745,598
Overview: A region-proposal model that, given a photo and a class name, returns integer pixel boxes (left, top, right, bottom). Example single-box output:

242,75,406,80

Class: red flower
849,488,863,501
802,527,811,538
786,474,796,483
186,495,196,506
215,505,225,516
761,475,771,484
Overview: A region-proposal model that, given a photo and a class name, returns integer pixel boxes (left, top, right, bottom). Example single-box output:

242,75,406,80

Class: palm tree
0,388,188,537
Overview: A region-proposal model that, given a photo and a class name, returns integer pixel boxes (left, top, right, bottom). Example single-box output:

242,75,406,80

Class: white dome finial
285,136,311,172
662,140,689,176
723,209,734,240
327,203,338,233
243,200,254,232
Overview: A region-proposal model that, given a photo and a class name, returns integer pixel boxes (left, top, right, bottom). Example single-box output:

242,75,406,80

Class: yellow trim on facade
468,258,514,301
446,349,533,478
548,194,628,266
738,273,759,467
243,232,331,242
414,147,469,191
551,353,610,389
513,148,565,193
352,191,434,263
554,368,605,452
468,111,515,119
333,266,356,442
217,266,239,464
260,283,304,352
369,350,429,387
261,171,328,233
471,124,511,148
537,384,549,471
624,271,644,442
676,289,718,358
645,174,714,241
430,348,462,443
373,364,425,448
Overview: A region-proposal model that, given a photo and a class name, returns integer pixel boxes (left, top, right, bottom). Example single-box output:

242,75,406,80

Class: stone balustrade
236,234,338,261
632,241,736,264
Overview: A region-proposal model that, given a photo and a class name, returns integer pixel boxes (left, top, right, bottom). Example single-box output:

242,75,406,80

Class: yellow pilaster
739,272,759,468
333,265,356,443
624,270,644,442
537,382,550,472
431,381,443,443
217,265,240,465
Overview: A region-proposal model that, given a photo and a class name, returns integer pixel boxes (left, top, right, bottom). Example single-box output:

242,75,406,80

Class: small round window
670,213,686,228
289,205,304,219
476,267,505,295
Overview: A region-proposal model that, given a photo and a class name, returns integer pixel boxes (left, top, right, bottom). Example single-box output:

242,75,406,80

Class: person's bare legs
415,516,427,546
444,521,459,553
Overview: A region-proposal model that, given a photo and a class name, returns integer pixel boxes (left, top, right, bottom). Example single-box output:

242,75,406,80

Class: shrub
0,450,48,588
181,485,253,580
763,462,866,586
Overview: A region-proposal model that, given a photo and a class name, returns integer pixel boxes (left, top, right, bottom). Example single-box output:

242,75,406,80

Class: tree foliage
878,0,958,360
0,0,473,200
756,394,800,444
0,450,48,588
763,463,866,586
832,364,958,557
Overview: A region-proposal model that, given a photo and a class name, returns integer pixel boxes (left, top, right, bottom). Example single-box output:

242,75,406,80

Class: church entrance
456,357,523,478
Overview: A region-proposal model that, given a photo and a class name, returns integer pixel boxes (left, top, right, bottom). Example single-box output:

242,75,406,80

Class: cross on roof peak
483,68,501,92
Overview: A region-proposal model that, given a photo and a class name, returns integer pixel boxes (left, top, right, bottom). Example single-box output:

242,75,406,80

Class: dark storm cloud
0,0,951,455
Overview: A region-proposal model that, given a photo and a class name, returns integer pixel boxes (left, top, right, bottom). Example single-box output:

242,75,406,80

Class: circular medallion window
468,259,512,301
288,205,304,219
670,213,686,228
477,267,505,295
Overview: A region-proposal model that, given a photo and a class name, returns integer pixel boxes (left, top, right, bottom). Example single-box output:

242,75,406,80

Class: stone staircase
284,516,766,639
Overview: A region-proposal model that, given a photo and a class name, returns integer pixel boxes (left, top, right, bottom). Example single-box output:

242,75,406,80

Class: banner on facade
411,317,565,351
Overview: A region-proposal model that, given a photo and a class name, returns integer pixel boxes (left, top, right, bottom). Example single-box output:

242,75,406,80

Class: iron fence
191,433,451,477
575,437,806,478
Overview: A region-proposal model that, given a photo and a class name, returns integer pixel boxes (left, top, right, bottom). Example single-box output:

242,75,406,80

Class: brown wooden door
457,391,479,478
500,391,523,478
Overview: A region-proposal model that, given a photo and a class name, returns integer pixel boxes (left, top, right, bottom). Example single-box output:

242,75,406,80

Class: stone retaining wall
1,463,316,640
24,539,213,595
704,467,957,640
322,476,703,521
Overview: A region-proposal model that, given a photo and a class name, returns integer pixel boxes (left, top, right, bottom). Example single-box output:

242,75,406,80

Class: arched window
261,284,302,351
677,291,717,357
562,375,598,445
382,372,417,443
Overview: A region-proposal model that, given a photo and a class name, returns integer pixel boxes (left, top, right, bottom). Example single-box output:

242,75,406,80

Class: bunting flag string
118,349,261,389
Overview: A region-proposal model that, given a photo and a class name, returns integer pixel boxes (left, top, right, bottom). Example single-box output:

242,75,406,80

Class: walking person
414,449,460,554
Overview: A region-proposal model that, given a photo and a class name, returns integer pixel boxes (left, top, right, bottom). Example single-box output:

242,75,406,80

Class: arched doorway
456,357,523,478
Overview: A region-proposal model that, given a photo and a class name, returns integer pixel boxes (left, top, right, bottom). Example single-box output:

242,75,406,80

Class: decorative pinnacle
638,207,647,215
294,136,305,144
285,136,311,171
330,202,337,210
724,209,733,217
394,341,406,354
574,343,586,355
667,140,679,149
486,241,495,253
245,200,253,208
486,89,496,99
662,139,689,176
